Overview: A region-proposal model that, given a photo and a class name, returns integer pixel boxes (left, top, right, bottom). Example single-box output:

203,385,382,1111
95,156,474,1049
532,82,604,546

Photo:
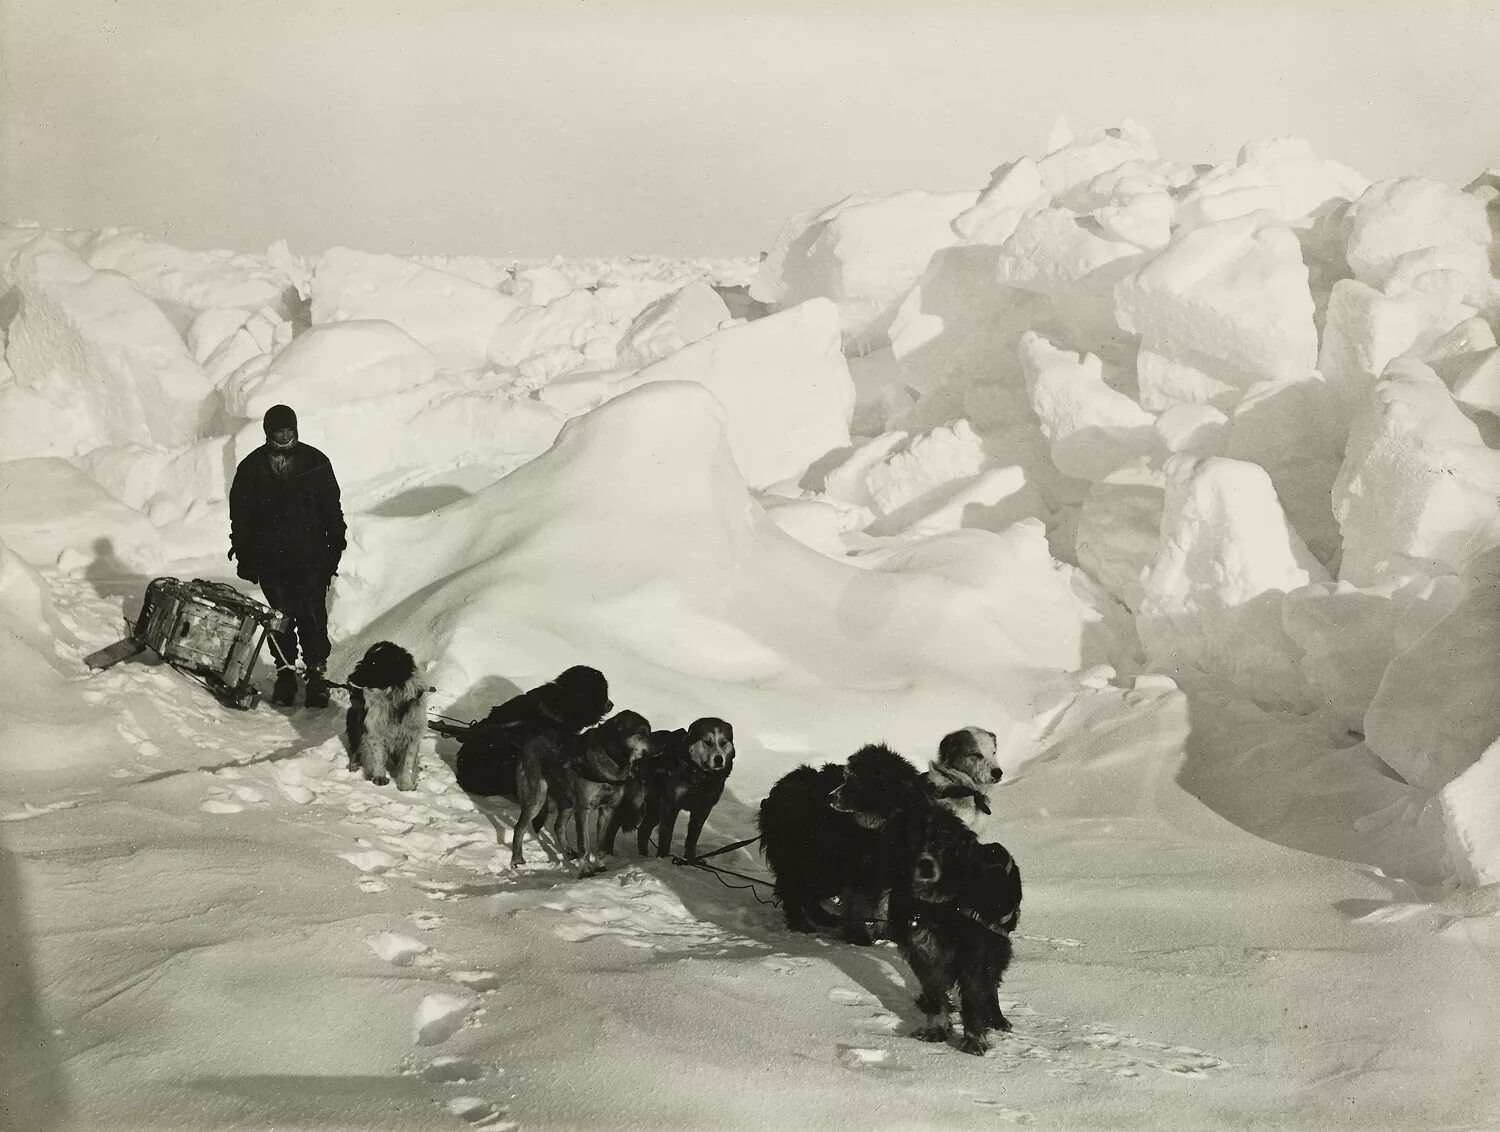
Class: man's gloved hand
235,557,260,584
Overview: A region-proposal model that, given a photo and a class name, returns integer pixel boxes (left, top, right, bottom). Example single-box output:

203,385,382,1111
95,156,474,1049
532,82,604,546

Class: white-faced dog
346,641,427,791
924,726,1002,830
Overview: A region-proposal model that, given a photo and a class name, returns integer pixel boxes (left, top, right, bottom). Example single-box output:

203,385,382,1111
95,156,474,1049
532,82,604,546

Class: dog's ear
937,729,972,766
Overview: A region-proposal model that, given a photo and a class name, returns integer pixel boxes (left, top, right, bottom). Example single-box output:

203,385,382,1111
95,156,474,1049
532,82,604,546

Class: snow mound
77,227,296,313
1115,212,1319,411
1317,278,1477,424
1075,483,1163,612
1332,357,1500,585
1175,137,1369,230
617,281,733,369
2,237,215,454
608,299,853,488
222,319,441,418
751,190,976,350
1441,346,1500,416
1281,575,1463,732
228,383,565,504
336,381,1083,793
1343,177,1493,300
887,246,1042,396
1137,456,1328,707
1364,570,1500,790
487,290,615,373
1225,378,1344,564
311,247,518,371
0,457,164,573
1441,736,1500,885
993,207,1144,354
1020,331,1155,481
822,420,1044,540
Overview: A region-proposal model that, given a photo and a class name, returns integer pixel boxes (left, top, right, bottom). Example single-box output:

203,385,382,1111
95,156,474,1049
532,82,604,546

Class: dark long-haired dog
616,718,735,861
758,742,928,944
511,709,657,875
886,804,1022,1055
454,665,612,797
345,641,428,791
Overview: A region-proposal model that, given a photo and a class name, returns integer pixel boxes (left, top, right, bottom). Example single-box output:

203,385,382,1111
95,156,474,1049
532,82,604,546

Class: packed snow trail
2,571,1495,1129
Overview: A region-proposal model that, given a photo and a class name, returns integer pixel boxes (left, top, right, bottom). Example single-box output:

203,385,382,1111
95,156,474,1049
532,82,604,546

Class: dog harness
926,764,993,815
908,902,1018,939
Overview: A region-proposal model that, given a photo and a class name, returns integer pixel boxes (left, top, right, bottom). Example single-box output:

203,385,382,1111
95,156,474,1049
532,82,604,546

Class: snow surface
3,119,1500,1130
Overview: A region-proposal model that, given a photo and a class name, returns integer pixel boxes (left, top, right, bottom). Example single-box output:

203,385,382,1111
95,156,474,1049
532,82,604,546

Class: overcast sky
1,0,1496,258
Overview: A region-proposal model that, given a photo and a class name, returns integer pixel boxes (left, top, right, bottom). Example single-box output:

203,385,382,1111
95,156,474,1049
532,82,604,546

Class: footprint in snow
970,1100,1035,1124
420,1055,489,1084
418,881,473,902
357,877,389,894
201,784,268,813
546,869,754,953
835,1044,907,1074
828,987,877,1007
273,763,322,805
856,1012,902,1034
442,1096,515,1130
340,848,403,874
760,955,812,975
989,1004,1228,1080
366,933,433,967
409,910,445,931
449,970,501,992
413,992,482,1046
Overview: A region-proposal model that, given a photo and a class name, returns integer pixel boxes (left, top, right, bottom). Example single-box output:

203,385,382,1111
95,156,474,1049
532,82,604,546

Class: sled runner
85,577,289,710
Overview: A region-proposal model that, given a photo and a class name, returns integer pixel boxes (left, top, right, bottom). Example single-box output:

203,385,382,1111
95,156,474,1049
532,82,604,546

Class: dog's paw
911,1025,950,1044
372,775,390,787
957,1034,990,1056
842,928,875,947
990,1014,1013,1033
396,776,418,792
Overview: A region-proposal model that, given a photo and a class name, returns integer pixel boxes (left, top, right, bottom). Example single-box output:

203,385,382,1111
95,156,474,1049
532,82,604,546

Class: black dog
601,728,675,857
758,743,928,944
616,718,735,861
454,665,612,797
345,641,427,790
886,803,1022,1055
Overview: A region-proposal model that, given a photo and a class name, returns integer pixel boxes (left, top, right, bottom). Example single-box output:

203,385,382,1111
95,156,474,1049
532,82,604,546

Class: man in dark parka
228,404,346,707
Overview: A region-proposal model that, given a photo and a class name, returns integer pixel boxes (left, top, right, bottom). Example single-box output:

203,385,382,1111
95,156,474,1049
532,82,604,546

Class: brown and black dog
624,718,735,861
510,709,656,875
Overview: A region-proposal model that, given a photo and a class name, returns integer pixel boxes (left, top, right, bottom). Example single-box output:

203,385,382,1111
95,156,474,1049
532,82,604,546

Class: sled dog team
345,639,1023,1055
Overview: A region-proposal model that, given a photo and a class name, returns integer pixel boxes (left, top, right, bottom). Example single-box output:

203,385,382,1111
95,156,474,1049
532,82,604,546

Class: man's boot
272,668,298,707
304,667,331,709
